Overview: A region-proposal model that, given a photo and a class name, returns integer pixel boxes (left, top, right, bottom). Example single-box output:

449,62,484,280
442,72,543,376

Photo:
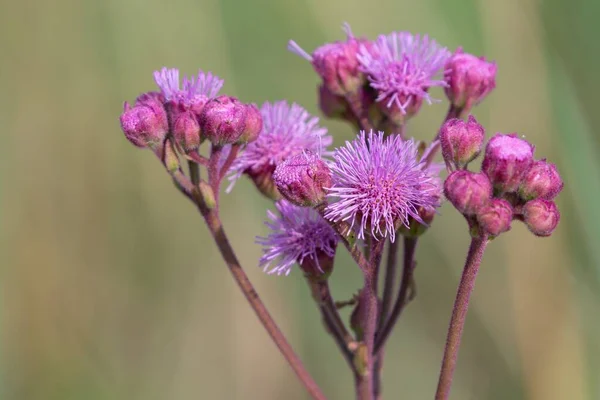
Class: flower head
120,97,168,149
357,32,450,119
199,95,248,145
444,48,497,110
153,67,224,110
440,115,485,170
482,133,534,193
257,200,338,276
227,101,332,196
522,198,560,237
273,150,332,207
325,131,441,242
288,23,367,96
444,170,492,215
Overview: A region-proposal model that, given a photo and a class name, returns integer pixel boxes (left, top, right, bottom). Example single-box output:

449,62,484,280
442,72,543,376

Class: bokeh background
1,0,599,398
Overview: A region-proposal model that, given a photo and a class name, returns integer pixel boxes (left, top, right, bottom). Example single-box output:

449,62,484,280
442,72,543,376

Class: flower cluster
442,117,563,237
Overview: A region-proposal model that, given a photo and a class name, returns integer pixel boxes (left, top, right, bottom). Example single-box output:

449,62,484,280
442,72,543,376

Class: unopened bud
477,199,513,236
440,115,485,169
301,249,335,281
519,160,563,201
318,84,349,119
200,95,247,146
444,171,492,215
236,103,263,144
247,166,281,201
273,151,332,207
482,133,534,193
172,109,201,153
119,98,168,149
522,199,560,237
444,48,497,110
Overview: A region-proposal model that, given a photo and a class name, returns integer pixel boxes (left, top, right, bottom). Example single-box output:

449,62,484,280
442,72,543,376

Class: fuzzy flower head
227,101,332,197
358,32,450,120
257,200,338,277
153,67,224,111
288,23,367,96
325,131,441,242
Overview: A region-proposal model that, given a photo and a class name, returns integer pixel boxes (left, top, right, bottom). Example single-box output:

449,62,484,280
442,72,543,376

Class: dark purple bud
440,115,485,169
199,95,247,146
236,103,263,144
247,166,281,201
444,48,497,110
318,84,349,119
172,109,201,153
482,133,534,193
119,97,168,149
519,159,564,201
523,199,560,237
301,249,336,281
477,199,513,236
273,151,332,207
444,171,492,215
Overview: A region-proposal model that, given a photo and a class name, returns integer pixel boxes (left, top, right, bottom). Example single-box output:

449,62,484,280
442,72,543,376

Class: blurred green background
1,0,599,398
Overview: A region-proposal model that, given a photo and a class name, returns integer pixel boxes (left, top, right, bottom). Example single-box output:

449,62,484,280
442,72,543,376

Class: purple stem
435,234,489,400
374,237,417,354
172,165,327,400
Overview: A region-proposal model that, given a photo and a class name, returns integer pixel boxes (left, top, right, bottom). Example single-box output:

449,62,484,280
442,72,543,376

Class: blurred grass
1,0,598,399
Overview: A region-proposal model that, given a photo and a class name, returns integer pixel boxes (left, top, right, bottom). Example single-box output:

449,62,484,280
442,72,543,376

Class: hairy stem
435,235,489,400
374,237,417,354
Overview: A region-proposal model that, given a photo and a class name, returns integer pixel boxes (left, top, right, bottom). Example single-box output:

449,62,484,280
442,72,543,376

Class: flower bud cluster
443,120,563,237
119,68,263,158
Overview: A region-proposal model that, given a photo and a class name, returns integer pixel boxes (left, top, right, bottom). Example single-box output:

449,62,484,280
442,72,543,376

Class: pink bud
273,151,332,207
522,199,560,237
444,48,497,110
477,199,513,236
519,160,563,201
172,109,201,153
444,171,492,215
482,133,534,193
119,97,168,149
440,115,485,169
236,103,263,144
135,91,165,106
310,38,366,96
199,95,247,146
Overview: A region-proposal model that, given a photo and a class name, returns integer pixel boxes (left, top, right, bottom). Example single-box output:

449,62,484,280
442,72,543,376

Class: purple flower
325,131,441,242
227,101,332,191
357,32,450,116
153,67,224,107
257,200,338,276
